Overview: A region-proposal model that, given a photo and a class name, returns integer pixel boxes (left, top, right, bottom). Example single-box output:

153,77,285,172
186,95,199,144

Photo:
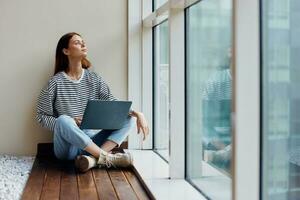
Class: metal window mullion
153,26,161,151
128,0,143,149
169,6,185,179
141,0,154,149
232,0,260,199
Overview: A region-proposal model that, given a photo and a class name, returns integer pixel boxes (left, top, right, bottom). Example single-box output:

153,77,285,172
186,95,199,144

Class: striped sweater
202,69,232,100
36,69,117,131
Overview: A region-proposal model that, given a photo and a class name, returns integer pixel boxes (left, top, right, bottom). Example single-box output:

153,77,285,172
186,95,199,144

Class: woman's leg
53,115,102,160
101,140,118,152
92,116,136,152
75,117,136,172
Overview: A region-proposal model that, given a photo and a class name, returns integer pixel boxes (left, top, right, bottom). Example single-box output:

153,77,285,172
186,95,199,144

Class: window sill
125,149,207,200
191,161,231,200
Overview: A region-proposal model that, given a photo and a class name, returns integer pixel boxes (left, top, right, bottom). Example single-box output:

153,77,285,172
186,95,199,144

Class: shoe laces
105,153,129,168
104,154,115,168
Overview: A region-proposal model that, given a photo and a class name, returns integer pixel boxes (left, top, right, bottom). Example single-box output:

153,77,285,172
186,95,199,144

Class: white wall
0,0,128,155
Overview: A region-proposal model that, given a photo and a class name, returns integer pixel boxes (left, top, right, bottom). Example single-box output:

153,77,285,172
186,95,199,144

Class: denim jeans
53,115,135,160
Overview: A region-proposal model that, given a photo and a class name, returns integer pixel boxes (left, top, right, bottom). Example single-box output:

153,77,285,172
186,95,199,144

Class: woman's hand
74,116,82,126
129,111,149,141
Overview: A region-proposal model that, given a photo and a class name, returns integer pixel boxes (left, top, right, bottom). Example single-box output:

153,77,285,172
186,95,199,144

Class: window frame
152,20,171,163
184,1,233,198
232,0,261,199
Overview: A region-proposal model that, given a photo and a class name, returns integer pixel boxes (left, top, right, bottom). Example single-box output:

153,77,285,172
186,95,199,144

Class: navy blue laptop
80,100,132,130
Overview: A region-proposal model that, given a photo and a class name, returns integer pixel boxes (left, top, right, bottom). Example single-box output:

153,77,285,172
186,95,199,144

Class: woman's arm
129,110,149,140
36,80,57,131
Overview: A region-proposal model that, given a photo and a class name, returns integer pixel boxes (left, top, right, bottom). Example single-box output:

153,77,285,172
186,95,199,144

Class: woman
36,32,149,172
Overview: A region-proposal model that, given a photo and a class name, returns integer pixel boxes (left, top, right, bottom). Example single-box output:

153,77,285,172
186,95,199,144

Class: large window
185,0,232,199
262,0,300,199
153,21,170,161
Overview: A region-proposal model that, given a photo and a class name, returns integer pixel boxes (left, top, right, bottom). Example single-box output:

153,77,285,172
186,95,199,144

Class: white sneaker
97,149,133,168
97,148,108,166
75,155,97,172
204,147,231,163
204,150,215,162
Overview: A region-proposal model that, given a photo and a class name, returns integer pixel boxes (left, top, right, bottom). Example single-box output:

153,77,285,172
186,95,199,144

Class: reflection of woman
36,32,149,172
202,67,232,149
202,48,232,169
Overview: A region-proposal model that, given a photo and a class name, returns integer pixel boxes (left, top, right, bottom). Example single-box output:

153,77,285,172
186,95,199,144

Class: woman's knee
119,116,135,132
55,115,74,128
127,116,136,127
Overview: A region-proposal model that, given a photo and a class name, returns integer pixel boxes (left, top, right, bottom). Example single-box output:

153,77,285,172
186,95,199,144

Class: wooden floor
21,144,154,200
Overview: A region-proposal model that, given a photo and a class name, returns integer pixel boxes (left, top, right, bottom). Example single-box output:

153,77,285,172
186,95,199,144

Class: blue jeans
53,115,135,160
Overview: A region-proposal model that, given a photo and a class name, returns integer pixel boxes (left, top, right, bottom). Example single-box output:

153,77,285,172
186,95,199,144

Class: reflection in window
153,21,169,161
262,0,300,199
185,0,232,199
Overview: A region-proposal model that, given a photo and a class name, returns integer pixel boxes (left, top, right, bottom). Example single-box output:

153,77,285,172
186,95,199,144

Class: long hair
54,32,91,75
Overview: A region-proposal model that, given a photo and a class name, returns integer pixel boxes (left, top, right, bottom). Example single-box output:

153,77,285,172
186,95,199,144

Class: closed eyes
74,40,85,46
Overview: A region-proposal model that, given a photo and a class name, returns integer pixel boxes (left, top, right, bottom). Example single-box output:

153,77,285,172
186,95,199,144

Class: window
185,0,232,199
154,0,167,10
153,21,170,161
261,0,300,199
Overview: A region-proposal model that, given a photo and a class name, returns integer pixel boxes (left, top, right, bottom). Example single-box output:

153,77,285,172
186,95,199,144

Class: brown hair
54,32,91,75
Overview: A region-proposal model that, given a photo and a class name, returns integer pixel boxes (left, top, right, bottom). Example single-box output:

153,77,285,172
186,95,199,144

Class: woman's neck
67,59,83,79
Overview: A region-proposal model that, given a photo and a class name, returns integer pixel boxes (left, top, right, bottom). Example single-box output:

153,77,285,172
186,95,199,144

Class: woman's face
63,35,88,58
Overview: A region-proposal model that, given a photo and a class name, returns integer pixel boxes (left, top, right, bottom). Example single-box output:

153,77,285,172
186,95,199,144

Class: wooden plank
108,168,138,200
77,169,99,200
60,164,79,200
21,159,47,200
40,163,61,200
123,169,151,200
92,169,118,200
23,143,154,200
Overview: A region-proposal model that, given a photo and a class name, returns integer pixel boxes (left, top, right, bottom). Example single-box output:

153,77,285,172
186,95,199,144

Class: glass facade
262,0,300,199
185,0,232,199
153,21,170,161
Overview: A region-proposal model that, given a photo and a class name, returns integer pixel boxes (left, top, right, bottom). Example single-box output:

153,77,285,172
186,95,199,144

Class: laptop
80,100,132,130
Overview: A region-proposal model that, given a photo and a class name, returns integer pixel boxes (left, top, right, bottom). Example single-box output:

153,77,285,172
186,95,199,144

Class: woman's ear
62,48,69,55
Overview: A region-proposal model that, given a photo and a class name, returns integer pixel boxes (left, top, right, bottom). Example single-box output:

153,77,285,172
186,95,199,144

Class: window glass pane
154,0,167,10
154,21,169,161
185,0,232,199
262,0,300,199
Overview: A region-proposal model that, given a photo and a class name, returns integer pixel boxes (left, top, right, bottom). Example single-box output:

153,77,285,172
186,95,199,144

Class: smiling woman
36,32,149,172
